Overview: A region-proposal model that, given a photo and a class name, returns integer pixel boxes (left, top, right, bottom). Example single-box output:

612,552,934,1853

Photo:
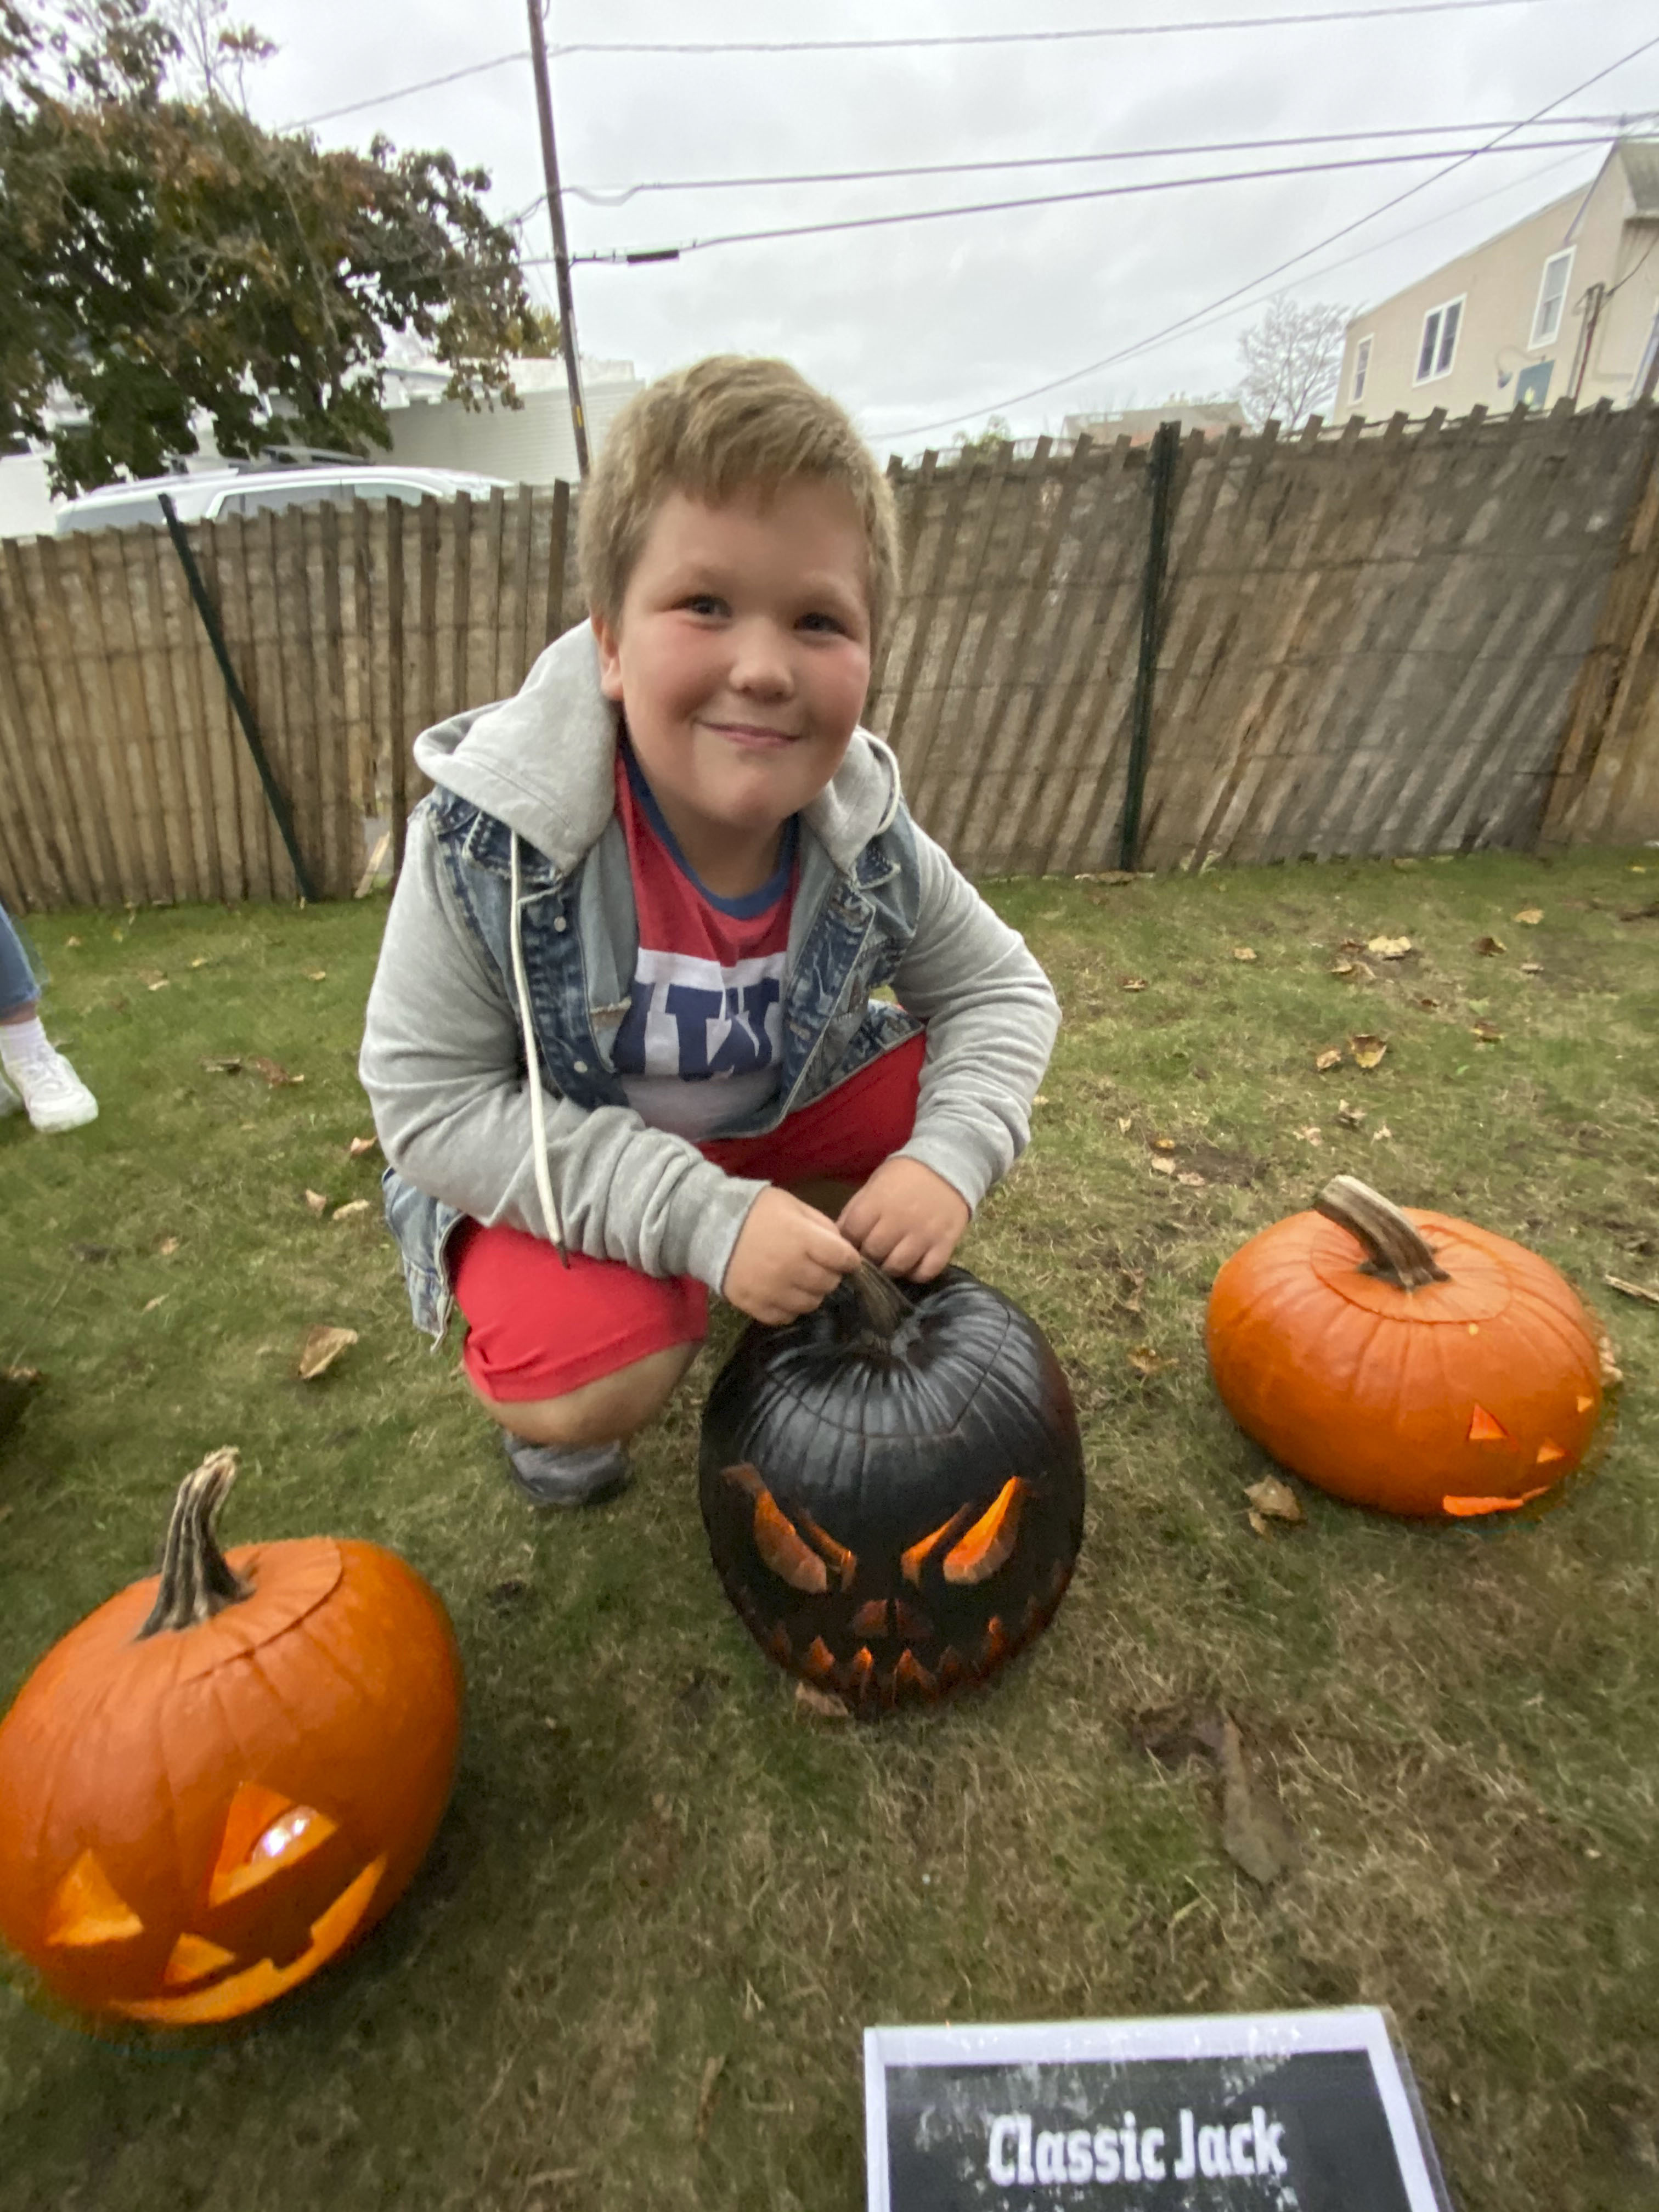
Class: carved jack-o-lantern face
0,1451,462,2024
41,1781,388,2024
700,1267,1086,1712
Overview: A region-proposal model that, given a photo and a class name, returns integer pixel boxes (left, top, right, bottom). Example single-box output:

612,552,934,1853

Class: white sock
0,1016,52,1074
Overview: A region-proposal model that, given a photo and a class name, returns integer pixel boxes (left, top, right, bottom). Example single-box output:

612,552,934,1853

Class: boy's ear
590,607,625,703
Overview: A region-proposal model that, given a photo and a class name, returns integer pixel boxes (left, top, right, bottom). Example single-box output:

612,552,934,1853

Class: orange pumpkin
1206,1176,1605,1519
0,1448,462,2023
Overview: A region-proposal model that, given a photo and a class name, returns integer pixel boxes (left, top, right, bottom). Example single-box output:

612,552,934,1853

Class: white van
55,462,512,534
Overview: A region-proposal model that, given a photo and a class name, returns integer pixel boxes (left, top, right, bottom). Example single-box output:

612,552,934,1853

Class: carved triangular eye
207,1781,338,1908
944,1479,1026,1585
723,1463,858,1592
45,1849,144,1949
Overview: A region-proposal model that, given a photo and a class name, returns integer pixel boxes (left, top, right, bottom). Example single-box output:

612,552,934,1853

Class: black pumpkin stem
1314,1175,1451,1291
135,1447,253,1639
851,1259,913,1339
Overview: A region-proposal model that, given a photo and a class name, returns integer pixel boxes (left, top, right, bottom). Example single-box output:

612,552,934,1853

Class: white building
0,355,641,538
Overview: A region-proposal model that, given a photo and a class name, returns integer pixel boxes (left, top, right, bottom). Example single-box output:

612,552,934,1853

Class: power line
527,114,1653,214
556,0,1541,57
279,0,1542,133
547,136,1633,267
865,29,1659,440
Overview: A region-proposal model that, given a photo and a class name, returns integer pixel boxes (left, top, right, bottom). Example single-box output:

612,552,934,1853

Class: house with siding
1334,138,1659,424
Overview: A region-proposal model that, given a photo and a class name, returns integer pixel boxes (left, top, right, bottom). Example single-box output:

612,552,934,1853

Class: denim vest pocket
381,1166,467,1341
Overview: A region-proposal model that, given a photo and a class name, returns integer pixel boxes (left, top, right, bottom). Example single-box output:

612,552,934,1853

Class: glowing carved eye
943,1479,1026,1585
723,1463,858,1592
208,1781,338,1908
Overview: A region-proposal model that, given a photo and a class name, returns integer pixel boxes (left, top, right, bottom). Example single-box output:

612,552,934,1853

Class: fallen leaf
64,935,81,947
1149,1155,1177,1177
304,1189,329,1216
142,1295,166,1313
189,956,210,968
200,1055,242,1075
1604,1274,1659,1307
348,1133,380,1158
1151,1135,1176,1152
1474,935,1506,956
1117,1116,1133,1135
146,977,169,992
1128,1343,1179,1378
1246,1509,1272,1537
1198,1712,1301,1886
1176,1170,1207,1188
1348,1033,1388,1069
1338,937,1368,953
794,1680,851,1722
1336,1098,1366,1127
1328,960,1356,977
1367,935,1412,958
1416,995,1441,1010
1246,1476,1304,1525
1314,1047,1343,1071
246,1056,302,1086
1372,1123,1393,1142
1596,1326,1623,1388
1295,1125,1323,1145
2,1365,43,1386
1232,946,1257,963
296,1324,358,1380
1520,961,1543,975
157,1235,179,1255
1514,907,1543,926
304,969,328,982
331,1198,371,1222
693,2053,727,2143
1119,975,1149,992
1032,1093,1048,1106
1470,1020,1503,1043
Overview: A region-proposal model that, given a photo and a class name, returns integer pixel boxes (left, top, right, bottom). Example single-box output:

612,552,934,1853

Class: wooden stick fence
1,400,1656,914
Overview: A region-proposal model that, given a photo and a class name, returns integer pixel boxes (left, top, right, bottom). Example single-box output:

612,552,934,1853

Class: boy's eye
682,593,727,618
798,610,847,635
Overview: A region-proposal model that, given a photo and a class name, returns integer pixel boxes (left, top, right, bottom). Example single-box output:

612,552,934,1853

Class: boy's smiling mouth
703,719,801,747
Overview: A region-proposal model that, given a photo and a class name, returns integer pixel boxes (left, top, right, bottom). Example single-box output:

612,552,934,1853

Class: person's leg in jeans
0,904,97,1135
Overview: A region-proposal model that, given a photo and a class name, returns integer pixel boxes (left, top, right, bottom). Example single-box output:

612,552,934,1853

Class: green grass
2,848,1656,2212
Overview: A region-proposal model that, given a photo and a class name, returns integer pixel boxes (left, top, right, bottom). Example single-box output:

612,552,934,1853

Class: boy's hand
838,1159,970,1283
724,1187,863,1325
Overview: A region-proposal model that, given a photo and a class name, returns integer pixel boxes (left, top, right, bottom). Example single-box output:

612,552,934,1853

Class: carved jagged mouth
738,1561,1074,1712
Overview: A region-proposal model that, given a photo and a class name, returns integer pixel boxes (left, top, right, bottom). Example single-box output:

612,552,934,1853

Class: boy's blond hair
578,356,902,650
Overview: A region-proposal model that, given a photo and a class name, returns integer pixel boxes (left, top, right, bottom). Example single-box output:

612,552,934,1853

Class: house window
1415,296,1464,384
1530,250,1573,349
1352,335,1373,404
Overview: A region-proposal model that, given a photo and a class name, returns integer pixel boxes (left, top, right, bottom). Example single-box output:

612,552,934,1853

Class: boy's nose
727,619,794,696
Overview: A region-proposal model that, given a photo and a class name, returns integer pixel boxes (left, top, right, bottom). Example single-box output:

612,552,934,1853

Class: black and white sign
864,2008,1453,2211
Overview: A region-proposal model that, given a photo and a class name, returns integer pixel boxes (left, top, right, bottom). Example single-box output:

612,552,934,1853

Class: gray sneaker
501,1434,630,1508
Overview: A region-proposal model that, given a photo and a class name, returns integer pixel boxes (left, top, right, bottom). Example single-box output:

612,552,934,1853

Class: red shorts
452,1032,926,1402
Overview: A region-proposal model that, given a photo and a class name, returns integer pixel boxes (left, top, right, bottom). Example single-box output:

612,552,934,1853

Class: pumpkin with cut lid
700,1263,1086,1713
0,1449,462,2023
1205,1176,1604,1519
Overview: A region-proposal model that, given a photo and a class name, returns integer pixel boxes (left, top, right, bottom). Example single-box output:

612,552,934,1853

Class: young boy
360,357,1059,1505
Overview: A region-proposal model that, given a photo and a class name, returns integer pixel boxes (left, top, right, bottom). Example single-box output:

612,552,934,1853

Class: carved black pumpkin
699,1265,1085,1714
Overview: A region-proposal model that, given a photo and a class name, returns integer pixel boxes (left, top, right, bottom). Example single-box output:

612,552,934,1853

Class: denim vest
382,785,927,1340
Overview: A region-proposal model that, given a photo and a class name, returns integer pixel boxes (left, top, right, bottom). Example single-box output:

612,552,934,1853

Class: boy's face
592,479,873,859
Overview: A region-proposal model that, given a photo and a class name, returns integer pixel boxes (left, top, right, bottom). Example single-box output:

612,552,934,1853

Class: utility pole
526,0,589,479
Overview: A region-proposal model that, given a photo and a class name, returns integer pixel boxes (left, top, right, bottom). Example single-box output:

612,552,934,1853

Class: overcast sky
239,0,1659,458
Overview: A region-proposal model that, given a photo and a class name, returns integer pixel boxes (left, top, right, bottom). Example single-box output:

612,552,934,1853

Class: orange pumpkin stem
135,1447,253,1640
1313,1175,1451,1291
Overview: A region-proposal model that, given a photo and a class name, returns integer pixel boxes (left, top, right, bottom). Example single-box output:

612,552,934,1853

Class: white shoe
2,1047,98,1133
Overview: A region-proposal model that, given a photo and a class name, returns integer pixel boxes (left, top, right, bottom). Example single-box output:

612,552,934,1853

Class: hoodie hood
411,619,901,878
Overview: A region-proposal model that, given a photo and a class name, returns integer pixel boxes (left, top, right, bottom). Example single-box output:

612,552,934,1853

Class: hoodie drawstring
509,831,570,1267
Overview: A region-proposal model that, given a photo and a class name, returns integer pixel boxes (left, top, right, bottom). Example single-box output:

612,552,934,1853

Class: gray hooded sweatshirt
359,623,1060,1307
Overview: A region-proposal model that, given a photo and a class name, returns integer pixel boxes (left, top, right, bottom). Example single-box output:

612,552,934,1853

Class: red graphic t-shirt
610,739,797,1139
